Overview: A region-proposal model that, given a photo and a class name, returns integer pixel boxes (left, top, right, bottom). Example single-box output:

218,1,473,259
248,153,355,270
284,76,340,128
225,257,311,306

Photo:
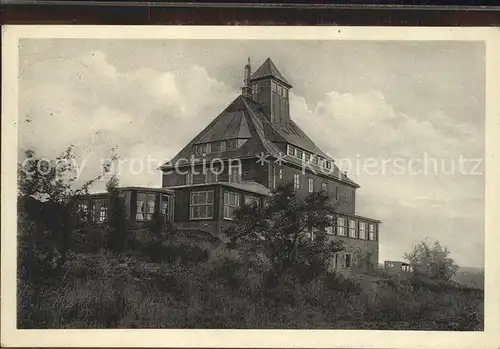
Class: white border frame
2,25,499,348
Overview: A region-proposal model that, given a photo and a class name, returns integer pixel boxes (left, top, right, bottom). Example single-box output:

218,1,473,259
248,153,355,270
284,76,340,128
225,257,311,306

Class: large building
78,58,381,270
160,58,381,270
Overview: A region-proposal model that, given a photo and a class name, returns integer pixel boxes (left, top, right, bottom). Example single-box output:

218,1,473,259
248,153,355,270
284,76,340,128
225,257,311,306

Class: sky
18,39,485,268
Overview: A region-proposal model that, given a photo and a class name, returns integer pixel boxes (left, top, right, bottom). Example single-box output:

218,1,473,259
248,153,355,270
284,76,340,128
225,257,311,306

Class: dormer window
287,144,295,156
194,143,211,155
224,139,237,151
296,149,304,160
271,81,277,92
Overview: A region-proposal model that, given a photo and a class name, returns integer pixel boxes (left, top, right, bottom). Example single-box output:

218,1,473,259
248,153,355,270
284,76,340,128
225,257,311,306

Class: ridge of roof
250,58,291,87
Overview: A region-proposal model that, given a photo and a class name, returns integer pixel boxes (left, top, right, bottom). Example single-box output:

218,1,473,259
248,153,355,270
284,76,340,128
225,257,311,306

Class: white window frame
368,223,376,241
348,219,357,238
308,178,314,193
293,173,300,189
229,165,242,183
337,216,346,236
325,215,334,235
287,144,295,156
91,199,107,223
224,191,240,220
359,222,367,240
136,192,156,221
190,190,214,220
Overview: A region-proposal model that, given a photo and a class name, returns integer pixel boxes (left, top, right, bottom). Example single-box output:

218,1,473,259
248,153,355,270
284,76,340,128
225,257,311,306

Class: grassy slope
18,232,484,330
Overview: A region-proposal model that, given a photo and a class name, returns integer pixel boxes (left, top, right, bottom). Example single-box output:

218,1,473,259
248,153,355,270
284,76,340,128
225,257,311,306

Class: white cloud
19,50,238,190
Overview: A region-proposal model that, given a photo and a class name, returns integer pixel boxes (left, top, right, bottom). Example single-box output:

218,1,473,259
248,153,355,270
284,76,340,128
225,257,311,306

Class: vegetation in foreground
17,148,484,330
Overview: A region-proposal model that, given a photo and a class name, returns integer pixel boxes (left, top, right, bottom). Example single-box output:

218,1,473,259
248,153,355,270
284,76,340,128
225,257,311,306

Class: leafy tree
404,239,459,281
17,146,117,282
226,183,344,277
105,175,127,253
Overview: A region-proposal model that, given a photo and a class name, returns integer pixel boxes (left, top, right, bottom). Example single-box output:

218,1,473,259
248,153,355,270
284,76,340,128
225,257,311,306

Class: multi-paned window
348,219,357,238
224,191,240,220
229,166,242,183
161,194,170,218
321,182,327,191
206,168,219,183
78,202,89,221
136,193,156,221
345,253,352,268
293,173,301,189
296,149,304,160
308,178,314,193
91,199,107,223
185,171,193,185
337,217,346,236
368,223,376,240
359,222,367,239
271,81,277,92
225,139,237,151
287,145,295,156
194,143,211,155
190,190,214,219
304,153,311,162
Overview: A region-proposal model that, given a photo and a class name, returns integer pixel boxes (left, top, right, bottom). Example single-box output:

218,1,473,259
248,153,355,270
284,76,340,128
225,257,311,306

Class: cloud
19,50,239,189
290,89,484,267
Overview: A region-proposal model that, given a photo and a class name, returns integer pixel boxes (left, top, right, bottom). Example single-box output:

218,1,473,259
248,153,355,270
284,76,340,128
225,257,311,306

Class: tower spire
242,57,252,98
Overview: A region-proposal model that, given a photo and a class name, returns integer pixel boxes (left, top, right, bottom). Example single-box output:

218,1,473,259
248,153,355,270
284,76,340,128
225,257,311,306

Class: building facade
159,58,382,270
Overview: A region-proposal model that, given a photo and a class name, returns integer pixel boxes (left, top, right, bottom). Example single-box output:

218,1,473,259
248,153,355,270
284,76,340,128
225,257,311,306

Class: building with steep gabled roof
159,57,381,270
77,58,380,271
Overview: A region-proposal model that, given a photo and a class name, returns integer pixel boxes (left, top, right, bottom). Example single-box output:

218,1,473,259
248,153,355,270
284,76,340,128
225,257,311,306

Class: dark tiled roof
250,58,292,87
160,94,359,188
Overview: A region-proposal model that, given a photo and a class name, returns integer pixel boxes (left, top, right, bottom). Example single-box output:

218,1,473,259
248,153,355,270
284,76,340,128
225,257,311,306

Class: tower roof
250,58,292,87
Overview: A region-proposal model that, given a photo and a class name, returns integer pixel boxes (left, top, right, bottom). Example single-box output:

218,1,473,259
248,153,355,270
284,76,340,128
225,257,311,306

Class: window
318,158,324,167
190,190,214,219
136,193,156,221
220,141,226,152
348,219,357,238
161,194,170,218
244,194,260,206
312,156,318,165
91,199,107,223
271,81,277,92
345,188,353,202
279,168,283,180
345,253,352,268
252,83,258,97
293,173,300,189
277,85,282,95
77,202,89,221
194,143,210,155
325,215,334,235
337,216,346,236
325,161,332,169
224,191,240,220
206,168,218,183
287,145,295,156
335,187,339,200
229,166,241,183
369,223,376,241
321,183,327,191
272,167,276,190
185,171,193,185
308,178,314,193
284,89,288,98
304,153,311,162
331,253,339,270
212,142,221,152
225,139,237,151
296,149,304,160
359,222,367,239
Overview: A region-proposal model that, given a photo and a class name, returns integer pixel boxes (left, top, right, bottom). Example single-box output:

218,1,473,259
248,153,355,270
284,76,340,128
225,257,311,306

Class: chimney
242,57,252,98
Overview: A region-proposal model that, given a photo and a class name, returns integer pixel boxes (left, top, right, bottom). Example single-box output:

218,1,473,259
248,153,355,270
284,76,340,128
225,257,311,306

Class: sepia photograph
2,25,500,348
